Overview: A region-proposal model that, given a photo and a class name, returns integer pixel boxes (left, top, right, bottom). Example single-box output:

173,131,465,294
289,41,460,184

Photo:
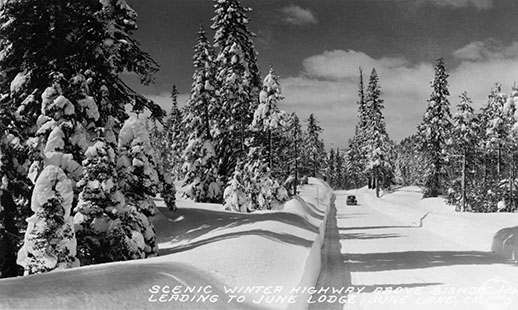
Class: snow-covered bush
224,148,289,212
223,162,249,212
17,79,88,275
74,139,135,264
17,165,79,275
117,116,170,257
182,138,222,202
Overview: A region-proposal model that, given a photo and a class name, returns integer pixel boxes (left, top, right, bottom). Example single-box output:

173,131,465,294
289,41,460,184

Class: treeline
326,68,395,195
393,59,518,213
148,1,334,210
395,60,518,212
331,57,518,215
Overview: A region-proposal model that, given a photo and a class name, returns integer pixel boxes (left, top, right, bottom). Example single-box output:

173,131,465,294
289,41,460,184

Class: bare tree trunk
268,129,272,170
294,133,298,196
497,142,502,178
1,190,19,278
466,149,470,212
510,153,514,211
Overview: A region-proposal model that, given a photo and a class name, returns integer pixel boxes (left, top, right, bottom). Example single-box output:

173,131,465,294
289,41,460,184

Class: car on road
346,195,357,206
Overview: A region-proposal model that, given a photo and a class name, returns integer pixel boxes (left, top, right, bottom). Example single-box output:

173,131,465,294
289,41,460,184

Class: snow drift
0,178,332,310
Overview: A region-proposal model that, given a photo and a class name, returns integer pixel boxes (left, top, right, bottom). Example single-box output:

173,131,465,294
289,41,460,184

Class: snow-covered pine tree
447,92,479,212
347,68,369,188
474,84,516,212
182,25,222,203
212,0,261,94
148,86,180,210
346,137,364,189
224,67,289,211
482,84,510,178
504,87,518,212
223,160,249,212
164,85,184,179
251,67,287,169
117,117,167,258
16,78,86,274
303,114,326,178
211,0,261,180
74,138,129,264
0,0,162,123
17,165,78,275
223,148,288,212
417,58,452,198
326,148,337,188
363,69,393,197
284,112,303,195
394,135,425,187
335,148,345,189
0,101,32,278
1,0,166,272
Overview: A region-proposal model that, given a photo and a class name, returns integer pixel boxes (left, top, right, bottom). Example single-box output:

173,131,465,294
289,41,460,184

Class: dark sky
125,0,518,147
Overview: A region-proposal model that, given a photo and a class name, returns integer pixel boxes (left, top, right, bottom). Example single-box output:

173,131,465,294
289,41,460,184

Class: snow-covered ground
0,178,333,310
357,186,518,253
333,189,518,310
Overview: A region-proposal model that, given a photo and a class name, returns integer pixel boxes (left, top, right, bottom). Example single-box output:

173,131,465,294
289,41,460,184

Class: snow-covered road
312,191,518,310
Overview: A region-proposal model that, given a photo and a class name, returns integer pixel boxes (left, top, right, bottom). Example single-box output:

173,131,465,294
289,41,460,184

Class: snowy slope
0,178,332,310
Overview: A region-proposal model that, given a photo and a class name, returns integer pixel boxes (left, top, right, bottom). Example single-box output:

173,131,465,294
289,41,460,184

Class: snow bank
492,226,518,261
0,178,333,310
358,186,518,254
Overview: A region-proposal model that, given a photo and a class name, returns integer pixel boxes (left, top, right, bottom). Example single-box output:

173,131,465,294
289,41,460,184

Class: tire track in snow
309,194,352,310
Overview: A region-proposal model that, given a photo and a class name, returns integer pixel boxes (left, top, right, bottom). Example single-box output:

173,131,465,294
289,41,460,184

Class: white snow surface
355,186,518,252
0,178,332,310
333,189,518,310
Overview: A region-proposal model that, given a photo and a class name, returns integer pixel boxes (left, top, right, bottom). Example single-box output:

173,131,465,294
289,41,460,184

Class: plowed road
310,191,518,310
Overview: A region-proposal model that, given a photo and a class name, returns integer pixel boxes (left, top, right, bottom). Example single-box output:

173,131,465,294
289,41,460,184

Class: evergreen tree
164,85,184,179
0,0,165,273
475,84,515,211
17,165,78,275
417,58,452,198
447,92,479,211
211,0,261,180
363,69,393,197
284,113,303,195
394,135,425,186
182,25,221,203
347,68,369,188
346,137,364,189
504,87,518,212
224,68,289,211
117,117,165,258
303,114,325,178
326,148,337,188
251,67,287,169
0,102,31,278
74,138,129,264
223,148,288,212
335,148,345,189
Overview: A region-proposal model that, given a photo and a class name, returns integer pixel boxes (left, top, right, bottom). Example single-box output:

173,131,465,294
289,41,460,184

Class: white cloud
453,39,518,61
420,0,493,10
302,50,407,81
281,42,518,148
280,5,318,26
450,39,518,110
280,50,434,147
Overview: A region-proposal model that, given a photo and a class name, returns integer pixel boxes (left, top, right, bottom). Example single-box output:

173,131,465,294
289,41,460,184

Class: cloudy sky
125,0,518,148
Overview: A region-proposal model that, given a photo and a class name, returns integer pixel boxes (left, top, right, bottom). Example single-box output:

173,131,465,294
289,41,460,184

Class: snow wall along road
0,177,334,310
